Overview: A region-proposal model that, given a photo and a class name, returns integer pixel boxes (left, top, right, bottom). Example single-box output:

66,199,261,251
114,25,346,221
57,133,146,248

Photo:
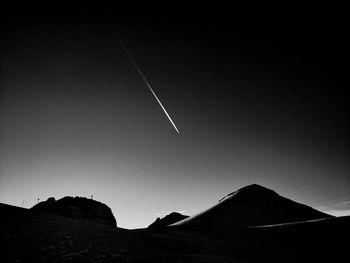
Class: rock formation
31,196,117,227
148,212,189,229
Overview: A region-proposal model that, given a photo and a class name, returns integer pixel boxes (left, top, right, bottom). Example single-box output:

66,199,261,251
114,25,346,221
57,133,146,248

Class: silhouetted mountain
31,196,117,227
1,202,349,263
172,184,332,228
148,212,189,229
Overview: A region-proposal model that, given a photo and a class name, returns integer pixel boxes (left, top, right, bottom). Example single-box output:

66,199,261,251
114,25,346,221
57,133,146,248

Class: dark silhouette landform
1,184,349,262
148,212,189,229
171,184,332,228
31,196,117,227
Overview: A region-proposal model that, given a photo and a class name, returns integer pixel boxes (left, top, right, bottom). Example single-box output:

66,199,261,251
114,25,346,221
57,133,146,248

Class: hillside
173,184,332,228
1,185,349,262
1,202,349,262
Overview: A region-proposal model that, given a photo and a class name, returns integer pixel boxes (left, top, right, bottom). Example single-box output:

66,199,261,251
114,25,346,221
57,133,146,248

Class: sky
1,8,349,228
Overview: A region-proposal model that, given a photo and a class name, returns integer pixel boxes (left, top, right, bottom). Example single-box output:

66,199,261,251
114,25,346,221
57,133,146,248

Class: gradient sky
1,9,349,228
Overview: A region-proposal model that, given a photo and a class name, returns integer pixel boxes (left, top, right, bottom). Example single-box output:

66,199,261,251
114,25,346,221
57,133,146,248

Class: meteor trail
119,40,180,134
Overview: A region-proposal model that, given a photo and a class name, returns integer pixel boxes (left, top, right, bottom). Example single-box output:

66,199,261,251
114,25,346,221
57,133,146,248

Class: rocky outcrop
148,212,189,229
172,184,332,228
31,196,117,227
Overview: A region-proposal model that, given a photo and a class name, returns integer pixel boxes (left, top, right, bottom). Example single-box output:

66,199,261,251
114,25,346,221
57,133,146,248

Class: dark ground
1,203,349,262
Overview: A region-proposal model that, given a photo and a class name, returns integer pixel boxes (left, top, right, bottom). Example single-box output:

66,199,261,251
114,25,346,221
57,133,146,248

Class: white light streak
119,40,180,134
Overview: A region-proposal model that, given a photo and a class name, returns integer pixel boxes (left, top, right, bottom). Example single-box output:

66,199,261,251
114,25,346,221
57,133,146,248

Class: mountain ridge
172,184,332,228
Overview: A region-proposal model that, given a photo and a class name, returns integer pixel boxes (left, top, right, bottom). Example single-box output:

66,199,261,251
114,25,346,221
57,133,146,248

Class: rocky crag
31,196,117,227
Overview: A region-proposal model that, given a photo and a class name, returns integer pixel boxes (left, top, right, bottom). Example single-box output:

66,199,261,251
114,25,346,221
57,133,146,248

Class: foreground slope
173,184,332,228
0,203,244,262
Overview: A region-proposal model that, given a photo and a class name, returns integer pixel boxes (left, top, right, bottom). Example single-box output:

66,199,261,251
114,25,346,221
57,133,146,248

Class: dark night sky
1,7,349,228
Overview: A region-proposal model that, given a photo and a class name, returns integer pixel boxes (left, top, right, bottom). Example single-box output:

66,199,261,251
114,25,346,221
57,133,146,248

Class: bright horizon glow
2,182,350,229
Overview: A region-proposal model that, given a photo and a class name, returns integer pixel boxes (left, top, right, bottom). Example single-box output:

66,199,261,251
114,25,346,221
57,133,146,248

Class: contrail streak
119,40,180,134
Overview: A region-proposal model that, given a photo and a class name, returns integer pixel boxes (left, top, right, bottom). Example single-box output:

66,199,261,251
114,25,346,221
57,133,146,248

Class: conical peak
238,184,278,194
219,184,278,202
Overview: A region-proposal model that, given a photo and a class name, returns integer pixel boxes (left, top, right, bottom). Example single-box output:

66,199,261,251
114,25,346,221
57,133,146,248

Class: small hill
148,212,189,229
31,196,117,227
172,184,332,228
